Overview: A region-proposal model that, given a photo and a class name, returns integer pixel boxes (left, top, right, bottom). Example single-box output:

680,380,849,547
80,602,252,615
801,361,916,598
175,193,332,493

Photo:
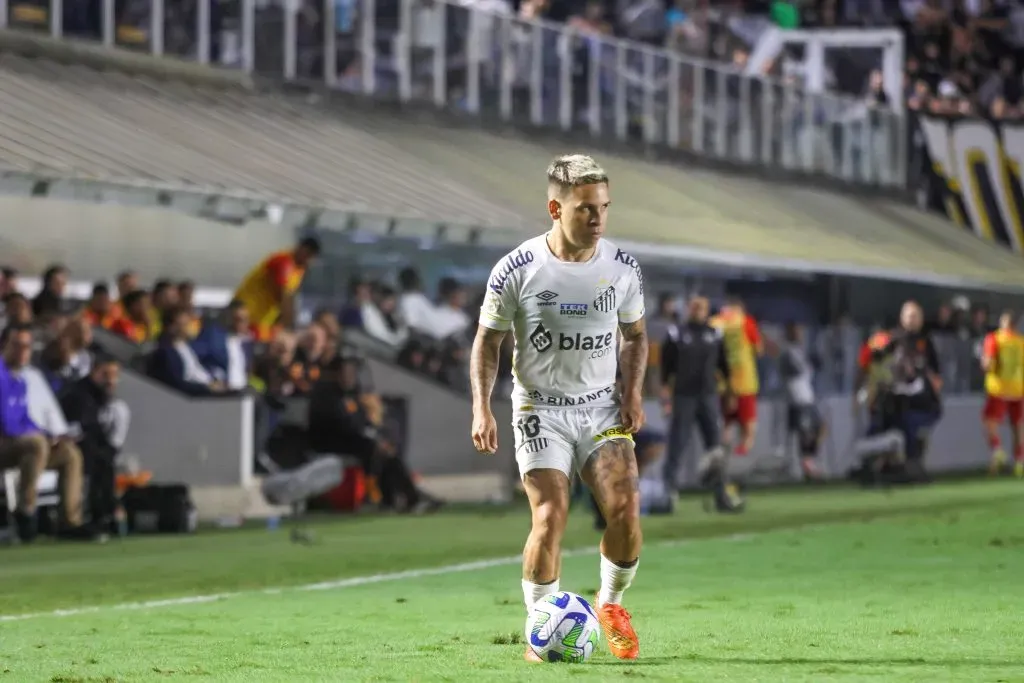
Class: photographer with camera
857,302,942,484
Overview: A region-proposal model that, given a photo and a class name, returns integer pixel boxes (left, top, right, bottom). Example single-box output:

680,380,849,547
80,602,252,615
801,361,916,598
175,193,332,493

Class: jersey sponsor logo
528,385,614,405
559,303,588,317
559,331,615,358
529,323,553,352
488,249,534,294
592,425,633,442
535,290,559,306
594,286,616,313
614,249,645,295
526,385,615,406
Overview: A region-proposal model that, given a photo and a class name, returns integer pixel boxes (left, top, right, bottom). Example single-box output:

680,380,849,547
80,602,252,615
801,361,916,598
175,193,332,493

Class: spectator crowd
0,241,1009,545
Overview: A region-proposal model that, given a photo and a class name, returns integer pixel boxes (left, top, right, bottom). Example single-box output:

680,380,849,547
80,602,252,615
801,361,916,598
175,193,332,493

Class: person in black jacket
307,356,441,514
660,296,729,491
881,301,943,481
59,355,128,531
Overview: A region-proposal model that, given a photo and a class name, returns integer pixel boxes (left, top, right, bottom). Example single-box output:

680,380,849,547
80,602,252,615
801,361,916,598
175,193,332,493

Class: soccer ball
525,591,602,663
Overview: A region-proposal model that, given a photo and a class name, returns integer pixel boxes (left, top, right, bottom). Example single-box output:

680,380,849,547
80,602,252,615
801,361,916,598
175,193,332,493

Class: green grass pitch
1,480,1022,682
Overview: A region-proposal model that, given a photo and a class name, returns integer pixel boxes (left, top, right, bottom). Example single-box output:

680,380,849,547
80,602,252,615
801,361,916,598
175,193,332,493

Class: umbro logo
535,290,558,307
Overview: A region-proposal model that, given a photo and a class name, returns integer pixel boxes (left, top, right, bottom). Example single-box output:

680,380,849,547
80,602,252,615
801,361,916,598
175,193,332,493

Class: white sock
523,578,559,613
598,555,638,606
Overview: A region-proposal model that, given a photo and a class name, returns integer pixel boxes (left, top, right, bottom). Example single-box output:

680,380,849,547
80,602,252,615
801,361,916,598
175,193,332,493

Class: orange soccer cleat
594,597,640,660
523,648,543,663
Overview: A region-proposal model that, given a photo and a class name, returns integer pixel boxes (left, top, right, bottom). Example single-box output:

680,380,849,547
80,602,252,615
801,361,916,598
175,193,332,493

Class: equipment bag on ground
121,484,198,534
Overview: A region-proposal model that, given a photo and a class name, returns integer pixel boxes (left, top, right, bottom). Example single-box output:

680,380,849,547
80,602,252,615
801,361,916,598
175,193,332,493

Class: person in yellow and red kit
234,237,321,343
980,310,1024,478
711,297,764,457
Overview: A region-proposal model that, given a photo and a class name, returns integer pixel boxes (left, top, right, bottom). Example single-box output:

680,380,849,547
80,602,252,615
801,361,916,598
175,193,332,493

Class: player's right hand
472,409,499,454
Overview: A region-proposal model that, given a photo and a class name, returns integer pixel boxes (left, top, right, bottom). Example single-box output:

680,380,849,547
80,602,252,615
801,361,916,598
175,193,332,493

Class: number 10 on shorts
517,414,541,439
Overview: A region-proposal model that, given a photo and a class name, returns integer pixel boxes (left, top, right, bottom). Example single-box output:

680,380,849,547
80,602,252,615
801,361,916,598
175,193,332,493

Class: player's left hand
620,393,645,434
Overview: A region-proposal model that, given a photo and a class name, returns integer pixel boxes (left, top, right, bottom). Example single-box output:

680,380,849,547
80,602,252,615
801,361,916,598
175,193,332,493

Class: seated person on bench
307,356,441,514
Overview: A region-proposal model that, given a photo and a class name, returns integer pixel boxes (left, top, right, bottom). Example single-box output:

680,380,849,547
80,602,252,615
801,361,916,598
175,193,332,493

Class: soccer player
710,297,763,457
470,155,647,662
981,310,1024,477
233,237,321,342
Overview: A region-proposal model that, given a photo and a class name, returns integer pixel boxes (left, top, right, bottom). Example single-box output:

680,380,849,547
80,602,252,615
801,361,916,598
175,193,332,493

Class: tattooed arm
470,325,507,411
470,325,507,453
618,318,649,401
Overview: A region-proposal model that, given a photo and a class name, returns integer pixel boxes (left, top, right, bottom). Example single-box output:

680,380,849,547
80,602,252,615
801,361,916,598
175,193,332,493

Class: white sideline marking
0,532,760,624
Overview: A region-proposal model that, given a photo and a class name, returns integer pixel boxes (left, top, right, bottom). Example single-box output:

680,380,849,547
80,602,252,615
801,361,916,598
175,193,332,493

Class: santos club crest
594,286,616,313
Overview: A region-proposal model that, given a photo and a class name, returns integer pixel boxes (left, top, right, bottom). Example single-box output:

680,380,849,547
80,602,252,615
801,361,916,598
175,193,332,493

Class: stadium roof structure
1,53,1022,292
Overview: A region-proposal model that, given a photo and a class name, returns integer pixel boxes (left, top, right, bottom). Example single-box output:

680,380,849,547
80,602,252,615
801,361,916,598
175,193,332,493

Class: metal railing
0,0,907,189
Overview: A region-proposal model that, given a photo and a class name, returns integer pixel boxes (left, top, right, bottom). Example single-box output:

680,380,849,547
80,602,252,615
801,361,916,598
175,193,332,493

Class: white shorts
512,405,633,479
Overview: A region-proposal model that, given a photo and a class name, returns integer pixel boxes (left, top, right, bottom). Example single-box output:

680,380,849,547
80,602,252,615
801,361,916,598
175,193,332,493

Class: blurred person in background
110,290,152,344
109,270,139,320
32,264,69,318
38,313,69,348
0,323,95,542
660,295,726,493
308,356,441,514
711,296,764,457
192,299,253,393
177,280,201,338
397,267,436,337
290,324,328,395
980,310,1024,477
433,277,471,341
148,308,225,396
59,355,129,534
312,310,342,366
1,266,19,297
884,301,943,481
362,284,409,348
0,292,33,345
82,282,116,329
253,332,298,402
148,279,180,339
778,322,825,480
233,237,321,342
646,292,680,396
40,316,94,393
340,276,372,328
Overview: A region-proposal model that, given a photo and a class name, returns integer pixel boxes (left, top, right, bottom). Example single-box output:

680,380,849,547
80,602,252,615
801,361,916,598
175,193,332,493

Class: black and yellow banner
917,114,1024,253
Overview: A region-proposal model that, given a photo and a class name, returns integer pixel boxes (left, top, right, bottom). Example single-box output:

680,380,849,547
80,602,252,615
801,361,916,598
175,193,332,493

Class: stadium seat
3,469,60,514
0,56,524,232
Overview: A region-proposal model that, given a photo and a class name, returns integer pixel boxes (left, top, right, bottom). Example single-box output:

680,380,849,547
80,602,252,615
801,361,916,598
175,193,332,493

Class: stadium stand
1,0,1023,536
2,53,1022,288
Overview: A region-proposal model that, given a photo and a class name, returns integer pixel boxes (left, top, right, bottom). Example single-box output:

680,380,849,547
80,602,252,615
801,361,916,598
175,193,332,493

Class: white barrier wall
118,371,254,488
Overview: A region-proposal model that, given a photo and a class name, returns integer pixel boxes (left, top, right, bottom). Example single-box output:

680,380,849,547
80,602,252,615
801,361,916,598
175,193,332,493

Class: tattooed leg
582,440,643,564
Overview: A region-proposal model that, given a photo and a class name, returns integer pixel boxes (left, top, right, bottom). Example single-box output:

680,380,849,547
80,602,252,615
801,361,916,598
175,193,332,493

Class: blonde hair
546,154,608,195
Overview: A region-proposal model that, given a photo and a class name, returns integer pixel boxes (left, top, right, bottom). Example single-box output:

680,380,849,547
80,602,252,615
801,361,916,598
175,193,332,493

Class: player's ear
547,198,561,222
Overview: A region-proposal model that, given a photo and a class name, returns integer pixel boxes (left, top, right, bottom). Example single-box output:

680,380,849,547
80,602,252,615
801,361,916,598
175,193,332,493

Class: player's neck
546,230,596,263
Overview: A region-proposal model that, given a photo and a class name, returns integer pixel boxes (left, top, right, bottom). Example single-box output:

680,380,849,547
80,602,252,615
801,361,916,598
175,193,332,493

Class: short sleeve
982,333,998,359
617,260,646,324
478,260,521,332
744,315,762,347
857,342,873,370
266,254,294,289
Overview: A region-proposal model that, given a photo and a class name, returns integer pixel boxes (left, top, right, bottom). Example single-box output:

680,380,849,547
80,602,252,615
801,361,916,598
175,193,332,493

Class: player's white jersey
479,234,645,409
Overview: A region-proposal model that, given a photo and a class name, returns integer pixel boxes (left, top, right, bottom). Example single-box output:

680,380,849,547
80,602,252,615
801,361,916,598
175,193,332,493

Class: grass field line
0,531,760,624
